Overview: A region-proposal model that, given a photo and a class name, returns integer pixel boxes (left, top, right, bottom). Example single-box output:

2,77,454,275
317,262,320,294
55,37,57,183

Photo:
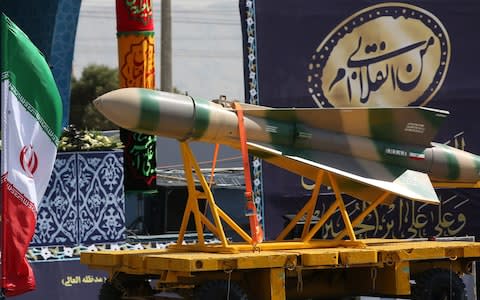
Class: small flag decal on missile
409,152,426,160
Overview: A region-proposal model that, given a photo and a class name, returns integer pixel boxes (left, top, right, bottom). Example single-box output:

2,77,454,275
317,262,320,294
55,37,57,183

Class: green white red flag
1,14,63,296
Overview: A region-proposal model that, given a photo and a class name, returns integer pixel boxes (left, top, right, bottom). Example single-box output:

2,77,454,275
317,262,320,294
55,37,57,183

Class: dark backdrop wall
240,0,480,239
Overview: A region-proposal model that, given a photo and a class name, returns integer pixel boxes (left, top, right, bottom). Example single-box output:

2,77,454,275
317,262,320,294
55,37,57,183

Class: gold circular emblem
307,3,450,107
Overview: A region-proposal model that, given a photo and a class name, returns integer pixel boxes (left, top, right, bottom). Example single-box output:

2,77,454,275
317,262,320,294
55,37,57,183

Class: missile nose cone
93,88,142,130
92,96,101,108
92,96,103,113
93,88,200,138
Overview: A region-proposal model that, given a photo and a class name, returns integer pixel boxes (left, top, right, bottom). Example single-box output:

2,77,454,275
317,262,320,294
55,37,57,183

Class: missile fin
242,107,449,147
247,142,439,204
392,170,439,204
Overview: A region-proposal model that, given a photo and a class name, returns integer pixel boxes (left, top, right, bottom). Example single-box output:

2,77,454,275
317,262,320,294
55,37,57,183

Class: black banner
121,129,157,190
241,0,480,238
14,260,107,300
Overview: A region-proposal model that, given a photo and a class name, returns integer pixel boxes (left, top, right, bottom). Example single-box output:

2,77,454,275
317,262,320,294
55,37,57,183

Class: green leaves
70,64,119,130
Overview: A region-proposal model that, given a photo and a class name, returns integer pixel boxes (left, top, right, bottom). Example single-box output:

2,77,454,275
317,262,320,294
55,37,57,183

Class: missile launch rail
81,142,480,299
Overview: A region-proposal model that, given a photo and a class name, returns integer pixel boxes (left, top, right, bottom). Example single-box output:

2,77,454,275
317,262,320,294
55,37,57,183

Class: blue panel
77,151,126,244
1,0,83,126
31,151,125,247
51,0,82,126
0,0,58,56
32,153,78,246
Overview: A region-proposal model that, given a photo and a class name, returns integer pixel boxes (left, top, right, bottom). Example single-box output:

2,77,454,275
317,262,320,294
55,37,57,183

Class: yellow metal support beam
173,142,398,252
433,181,480,188
175,142,258,252
217,207,253,244
301,172,324,239
303,199,339,242
334,191,391,241
329,173,356,241
276,171,325,241
248,268,286,300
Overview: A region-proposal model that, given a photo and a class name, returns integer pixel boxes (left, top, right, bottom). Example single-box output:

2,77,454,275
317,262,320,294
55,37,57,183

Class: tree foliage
69,64,187,130
70,64,119,130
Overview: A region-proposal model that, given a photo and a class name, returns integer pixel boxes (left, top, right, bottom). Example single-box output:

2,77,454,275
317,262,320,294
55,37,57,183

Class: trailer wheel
412,268,466,300
194,280,248,300
99,280,122,300
99,275,153,300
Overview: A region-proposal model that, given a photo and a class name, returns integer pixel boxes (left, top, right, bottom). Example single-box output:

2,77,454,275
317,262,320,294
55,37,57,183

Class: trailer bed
81,238,480,299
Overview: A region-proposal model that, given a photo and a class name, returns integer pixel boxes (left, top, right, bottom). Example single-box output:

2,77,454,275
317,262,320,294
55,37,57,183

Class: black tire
124,278,153,298
412,268,467,300
99,281,122,300
194,280,248,300
99,276,153,300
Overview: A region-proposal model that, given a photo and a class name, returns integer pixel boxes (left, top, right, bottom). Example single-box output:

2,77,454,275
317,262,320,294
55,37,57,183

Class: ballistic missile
94,88,480,205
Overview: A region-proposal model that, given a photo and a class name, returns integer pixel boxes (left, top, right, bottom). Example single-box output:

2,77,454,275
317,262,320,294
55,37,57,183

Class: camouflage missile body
94,88,480,204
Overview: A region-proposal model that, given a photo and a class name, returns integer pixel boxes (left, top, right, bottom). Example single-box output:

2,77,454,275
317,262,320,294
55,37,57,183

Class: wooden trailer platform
81,238,480,299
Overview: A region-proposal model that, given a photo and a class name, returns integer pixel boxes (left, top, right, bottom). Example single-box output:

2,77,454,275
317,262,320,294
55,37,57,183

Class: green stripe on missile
369,109,395,142
191,98,210,138
265,119,295,146
445,150,460,180
474,155,480,176
138,89,161,131
436,144,461,180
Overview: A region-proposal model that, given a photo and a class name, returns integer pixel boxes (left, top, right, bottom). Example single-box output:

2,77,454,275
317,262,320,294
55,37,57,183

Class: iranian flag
1,14,63,296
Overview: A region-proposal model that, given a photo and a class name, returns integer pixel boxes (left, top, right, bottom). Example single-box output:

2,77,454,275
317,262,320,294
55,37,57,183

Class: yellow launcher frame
170,142,401,253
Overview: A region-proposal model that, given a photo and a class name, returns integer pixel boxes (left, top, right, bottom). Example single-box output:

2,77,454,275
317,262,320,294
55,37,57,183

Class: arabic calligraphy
307,3,450,108
328,36,435,104
120,129,156,189
303,190,469,239
130,132,156,177
124,0,152,25
61,275,107,287
118,33,156,189
120,36,155,88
